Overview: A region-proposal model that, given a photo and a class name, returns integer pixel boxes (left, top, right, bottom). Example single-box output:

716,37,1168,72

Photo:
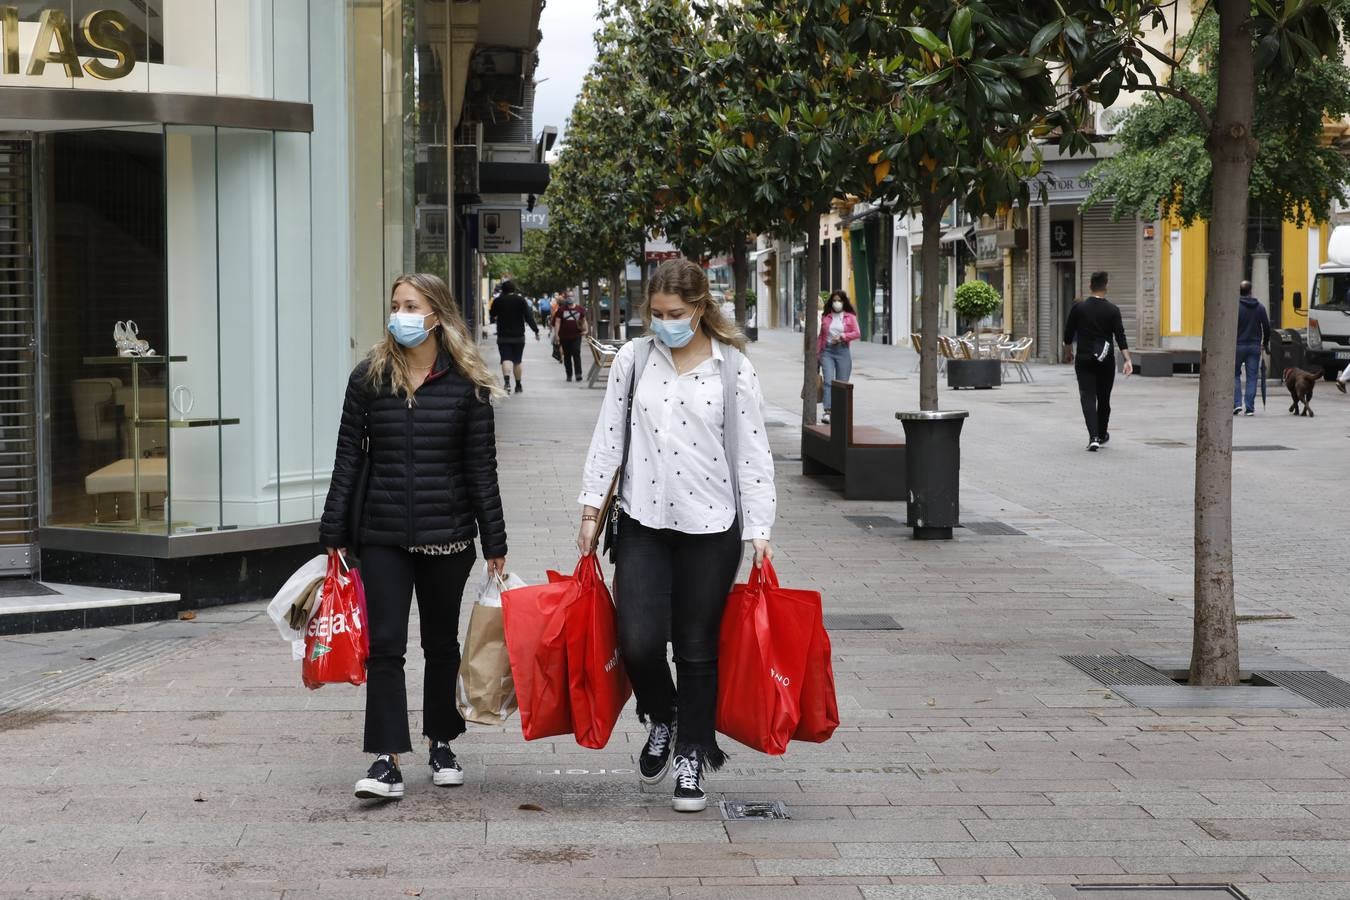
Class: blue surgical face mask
651,314,697,349
388,311,433,348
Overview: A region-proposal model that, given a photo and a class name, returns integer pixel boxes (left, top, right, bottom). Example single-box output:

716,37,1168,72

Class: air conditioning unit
471,50,523,76
1094,105,1122,137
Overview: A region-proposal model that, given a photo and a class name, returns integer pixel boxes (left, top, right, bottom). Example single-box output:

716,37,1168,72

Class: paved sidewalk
2,331,1350,899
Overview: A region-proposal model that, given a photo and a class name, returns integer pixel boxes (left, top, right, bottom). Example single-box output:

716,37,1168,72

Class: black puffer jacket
320,350,508,557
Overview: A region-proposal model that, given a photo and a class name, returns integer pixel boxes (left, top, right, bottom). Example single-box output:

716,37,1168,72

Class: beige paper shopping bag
456,571,521,725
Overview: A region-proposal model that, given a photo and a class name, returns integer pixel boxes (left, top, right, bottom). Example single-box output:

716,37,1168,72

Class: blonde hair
365,273,504,402
645,258,747,351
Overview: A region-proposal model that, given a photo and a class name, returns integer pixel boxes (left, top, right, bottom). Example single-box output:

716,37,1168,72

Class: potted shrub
948,281,1003,388
741,290,758,342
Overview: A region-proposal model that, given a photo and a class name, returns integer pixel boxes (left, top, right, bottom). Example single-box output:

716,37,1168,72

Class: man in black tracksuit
1063,271,1134,451
489,280,539,393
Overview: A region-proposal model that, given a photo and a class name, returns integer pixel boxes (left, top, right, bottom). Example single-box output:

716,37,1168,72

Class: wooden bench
801,381,906,501
585,337,620,387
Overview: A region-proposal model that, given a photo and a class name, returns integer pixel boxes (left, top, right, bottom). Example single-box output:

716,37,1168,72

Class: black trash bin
1269,328,1305,376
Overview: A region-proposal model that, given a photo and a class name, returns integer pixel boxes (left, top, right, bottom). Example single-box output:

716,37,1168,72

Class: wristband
581,514,598,523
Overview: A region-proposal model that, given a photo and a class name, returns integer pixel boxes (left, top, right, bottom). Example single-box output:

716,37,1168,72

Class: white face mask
831,301,844,313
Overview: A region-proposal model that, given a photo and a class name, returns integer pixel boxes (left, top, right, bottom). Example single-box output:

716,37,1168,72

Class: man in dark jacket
1063,271,1134,451
489,280,539,393
1234,280,1271,416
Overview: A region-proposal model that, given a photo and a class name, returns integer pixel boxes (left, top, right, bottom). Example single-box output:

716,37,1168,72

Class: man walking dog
1234,280,1271,416
1063,271,1133,451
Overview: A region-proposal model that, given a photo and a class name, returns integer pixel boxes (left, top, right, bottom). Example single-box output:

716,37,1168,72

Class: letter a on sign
27,10,82,77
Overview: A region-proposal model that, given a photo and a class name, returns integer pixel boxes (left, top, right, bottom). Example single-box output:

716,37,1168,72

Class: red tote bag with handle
715,560,816,754
302,552,369,689
561,553,631,749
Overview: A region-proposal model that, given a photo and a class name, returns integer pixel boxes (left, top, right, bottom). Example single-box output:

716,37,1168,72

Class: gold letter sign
0,7,136,80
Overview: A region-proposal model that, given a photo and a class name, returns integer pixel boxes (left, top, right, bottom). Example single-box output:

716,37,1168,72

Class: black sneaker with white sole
1087,437,1101,452
429,741,464,787
639,721,675,784
354,754,404,800
671,753,707,813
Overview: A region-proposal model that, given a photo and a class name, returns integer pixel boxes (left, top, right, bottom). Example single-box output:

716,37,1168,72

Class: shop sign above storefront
1050,220,1075,260
2,8,135,80
477,209,523,253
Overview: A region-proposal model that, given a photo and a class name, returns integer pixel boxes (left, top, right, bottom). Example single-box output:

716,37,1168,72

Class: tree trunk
802,213,822,426
732,233,750,327
1189,0,1253,686
919,189,944,411
611,267,624,340
588,277,601,335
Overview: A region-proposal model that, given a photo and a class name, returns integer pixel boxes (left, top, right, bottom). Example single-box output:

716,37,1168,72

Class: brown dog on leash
1284,367,1321,417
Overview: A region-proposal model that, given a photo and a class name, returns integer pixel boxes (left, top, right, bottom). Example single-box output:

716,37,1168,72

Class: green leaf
903,26,947,54
950,8,974,59
912,67,955,88
1028,20,1062,58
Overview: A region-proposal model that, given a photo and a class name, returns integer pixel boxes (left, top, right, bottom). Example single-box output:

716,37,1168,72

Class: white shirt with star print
579,337,776,541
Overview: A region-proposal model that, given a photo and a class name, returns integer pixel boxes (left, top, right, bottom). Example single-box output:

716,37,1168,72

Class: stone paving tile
859,886,1057,899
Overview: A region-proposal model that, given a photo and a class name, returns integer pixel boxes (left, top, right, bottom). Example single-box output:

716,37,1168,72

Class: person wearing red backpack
577,258,778,812
321,273,509,801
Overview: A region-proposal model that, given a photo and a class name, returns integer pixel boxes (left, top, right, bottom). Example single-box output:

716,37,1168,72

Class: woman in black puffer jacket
320,272,507,802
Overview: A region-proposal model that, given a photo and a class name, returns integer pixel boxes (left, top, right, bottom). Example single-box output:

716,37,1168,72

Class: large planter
947,357,1001,389
745,325,758,342
896,410,969,541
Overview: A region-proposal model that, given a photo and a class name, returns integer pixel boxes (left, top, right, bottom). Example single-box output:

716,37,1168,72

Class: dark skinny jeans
360,544,476,754
1074,354,1116,440
561,337,583,380
612,513,742,767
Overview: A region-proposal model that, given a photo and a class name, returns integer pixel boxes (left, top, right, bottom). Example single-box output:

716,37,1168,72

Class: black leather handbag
345,416,370,557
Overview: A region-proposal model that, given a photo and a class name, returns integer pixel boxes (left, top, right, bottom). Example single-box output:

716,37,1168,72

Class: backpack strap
720,343,744,532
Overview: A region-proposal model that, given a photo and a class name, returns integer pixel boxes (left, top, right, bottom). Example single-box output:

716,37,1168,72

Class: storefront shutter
0,141,34,574
1035,209,1054,360
1080,205,1139,346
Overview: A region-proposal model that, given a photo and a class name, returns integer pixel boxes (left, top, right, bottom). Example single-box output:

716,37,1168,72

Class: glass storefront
27,1,358,556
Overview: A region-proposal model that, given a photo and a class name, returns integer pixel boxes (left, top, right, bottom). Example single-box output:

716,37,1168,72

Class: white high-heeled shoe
114,321,135,356
124,320,151,356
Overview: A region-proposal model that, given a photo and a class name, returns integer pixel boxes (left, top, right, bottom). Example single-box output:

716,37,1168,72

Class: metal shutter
1035,208,1053,360
1080,205,1138,346
0,141,33,573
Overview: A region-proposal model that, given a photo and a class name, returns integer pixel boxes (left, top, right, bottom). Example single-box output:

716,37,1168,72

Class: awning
940,225,973,244
842,202,883,227
477,161,551,194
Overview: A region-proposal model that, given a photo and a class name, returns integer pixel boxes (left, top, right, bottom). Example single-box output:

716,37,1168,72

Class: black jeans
360,544,476,754
561,337,583,380
613,514,742,768
1075,354,1116,439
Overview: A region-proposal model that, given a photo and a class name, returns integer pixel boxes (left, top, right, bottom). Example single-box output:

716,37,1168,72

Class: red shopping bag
792,611,840,743
502,555,631,748
715,560,817,754
501,572,574,741
562,554,631,749
302,552,368,689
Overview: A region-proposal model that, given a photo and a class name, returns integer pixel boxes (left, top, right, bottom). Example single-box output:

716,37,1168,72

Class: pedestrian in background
576,258,777,813
552,291,588,383
1063,271,1133,451
1234,280,1271,417
490,280,539,393
817,289,861,424
321,272,508,801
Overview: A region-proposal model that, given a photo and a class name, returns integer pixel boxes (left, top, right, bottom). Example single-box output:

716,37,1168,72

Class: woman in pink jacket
817,290,861,422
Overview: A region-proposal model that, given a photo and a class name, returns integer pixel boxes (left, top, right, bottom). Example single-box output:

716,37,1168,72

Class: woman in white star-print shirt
577,258,777,814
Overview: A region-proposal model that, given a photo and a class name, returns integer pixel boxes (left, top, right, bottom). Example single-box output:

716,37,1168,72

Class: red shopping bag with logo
562,553,631,749
302,552,369,689
715,560,817,754
502,554,630,748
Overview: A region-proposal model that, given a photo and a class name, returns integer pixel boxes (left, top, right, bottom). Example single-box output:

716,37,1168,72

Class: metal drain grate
963,520,1026,536
721,800,790,820
825,614,903,631
1061,655,1176,686
1074,886,1251,898
1233,445,1293,452
844,515,905,529
1253,670,1350,708
1144,439,1188,447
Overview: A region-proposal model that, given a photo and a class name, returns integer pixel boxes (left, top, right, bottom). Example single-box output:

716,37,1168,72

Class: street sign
478,209,522,253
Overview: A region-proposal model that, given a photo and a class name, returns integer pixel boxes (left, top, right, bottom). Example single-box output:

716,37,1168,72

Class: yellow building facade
1160,219,1332,341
